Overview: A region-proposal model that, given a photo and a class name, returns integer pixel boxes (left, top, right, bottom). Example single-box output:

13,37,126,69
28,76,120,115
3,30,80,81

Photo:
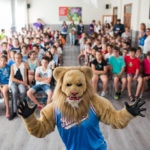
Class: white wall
28,0,106,25
0,0,12,31
15,0,27,31
0,0,150,32
110,0,150,30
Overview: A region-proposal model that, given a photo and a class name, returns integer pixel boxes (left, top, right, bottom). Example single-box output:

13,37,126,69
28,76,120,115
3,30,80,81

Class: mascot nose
71,92,78,96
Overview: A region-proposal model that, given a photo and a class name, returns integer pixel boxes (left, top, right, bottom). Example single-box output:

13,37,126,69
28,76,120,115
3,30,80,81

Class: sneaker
114,93,119,100
101,91,106,97
139,94,143,100
8,112,17,120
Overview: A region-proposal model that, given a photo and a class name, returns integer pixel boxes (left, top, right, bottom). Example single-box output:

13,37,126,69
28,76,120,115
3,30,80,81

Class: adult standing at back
143,28,150,56
113,19,125,36
138,23,147,48
77,20,84,39
61,21,68,40
33,18,45,31
88,20,96,36
68,20,76,45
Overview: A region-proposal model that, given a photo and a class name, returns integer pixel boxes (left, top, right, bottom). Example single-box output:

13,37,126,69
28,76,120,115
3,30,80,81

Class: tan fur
52,66,94,123
22,66,134,138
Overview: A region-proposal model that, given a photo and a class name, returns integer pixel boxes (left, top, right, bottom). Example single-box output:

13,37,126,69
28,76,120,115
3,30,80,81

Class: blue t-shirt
7,59,15,67
0,65,10,84
109,56,125,74
55,106,107,150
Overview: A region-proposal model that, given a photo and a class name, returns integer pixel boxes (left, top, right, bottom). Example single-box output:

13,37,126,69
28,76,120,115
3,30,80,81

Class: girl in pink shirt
140,51,150,98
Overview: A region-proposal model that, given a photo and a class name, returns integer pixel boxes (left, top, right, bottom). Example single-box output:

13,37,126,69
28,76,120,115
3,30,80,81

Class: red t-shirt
125,56,140,74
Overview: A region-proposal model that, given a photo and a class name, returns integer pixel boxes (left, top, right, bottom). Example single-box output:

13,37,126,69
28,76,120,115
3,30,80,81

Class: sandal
134,96,139,101
129,95,135,102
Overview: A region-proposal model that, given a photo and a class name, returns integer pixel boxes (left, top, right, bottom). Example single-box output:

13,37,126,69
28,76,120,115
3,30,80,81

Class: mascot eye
76,83,82,87
66,83,72,87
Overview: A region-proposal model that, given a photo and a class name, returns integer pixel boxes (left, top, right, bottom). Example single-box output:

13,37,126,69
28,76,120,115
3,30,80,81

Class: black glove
18,100,37,118
125,99,146,117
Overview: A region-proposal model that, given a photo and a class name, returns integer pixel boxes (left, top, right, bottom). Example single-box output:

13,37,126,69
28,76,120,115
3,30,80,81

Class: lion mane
52,66,94,123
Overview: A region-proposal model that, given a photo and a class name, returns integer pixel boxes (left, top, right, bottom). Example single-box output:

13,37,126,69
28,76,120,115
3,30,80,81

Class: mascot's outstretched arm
17,66,146,150
18,101,55,138
92,95,146,128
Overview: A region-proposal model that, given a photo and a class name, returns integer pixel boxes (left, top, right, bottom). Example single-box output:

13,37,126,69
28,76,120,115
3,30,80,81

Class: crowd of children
78,21,150,101
0,19,150,121
0,27,65,120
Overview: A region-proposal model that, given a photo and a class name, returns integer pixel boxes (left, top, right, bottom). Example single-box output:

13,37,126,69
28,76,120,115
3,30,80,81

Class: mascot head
52,66,94,123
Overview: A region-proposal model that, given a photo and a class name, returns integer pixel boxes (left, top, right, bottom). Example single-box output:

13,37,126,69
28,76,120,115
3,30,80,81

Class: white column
11,0,16,32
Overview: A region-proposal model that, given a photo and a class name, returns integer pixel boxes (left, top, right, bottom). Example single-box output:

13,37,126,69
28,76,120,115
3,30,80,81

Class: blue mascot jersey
55,105,107,150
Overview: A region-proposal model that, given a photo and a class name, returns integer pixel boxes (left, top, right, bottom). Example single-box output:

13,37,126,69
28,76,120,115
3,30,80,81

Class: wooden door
112,7,118,25
124,4,132,29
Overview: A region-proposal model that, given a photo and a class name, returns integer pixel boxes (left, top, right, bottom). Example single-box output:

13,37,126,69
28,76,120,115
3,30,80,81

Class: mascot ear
80,66,93,81
53,67,68,81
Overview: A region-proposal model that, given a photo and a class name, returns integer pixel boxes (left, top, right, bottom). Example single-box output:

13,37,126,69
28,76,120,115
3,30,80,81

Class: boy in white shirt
27,56,53,109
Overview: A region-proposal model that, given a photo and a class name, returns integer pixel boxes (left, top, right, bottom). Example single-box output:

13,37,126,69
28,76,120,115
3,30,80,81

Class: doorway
113,7,118,25
124,4,132,29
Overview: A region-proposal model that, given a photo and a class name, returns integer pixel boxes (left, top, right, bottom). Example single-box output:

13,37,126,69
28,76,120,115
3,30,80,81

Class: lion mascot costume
18,66,146,150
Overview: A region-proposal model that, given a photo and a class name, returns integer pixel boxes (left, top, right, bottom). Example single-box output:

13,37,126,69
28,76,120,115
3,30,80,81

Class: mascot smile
18,66,146,150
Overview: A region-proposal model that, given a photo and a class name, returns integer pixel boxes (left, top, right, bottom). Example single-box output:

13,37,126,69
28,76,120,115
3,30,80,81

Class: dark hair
129,47,136,52
137,47,142,51
51,45,57,50
44,42,50,47
0,55,7,61
147,51,150,56
21,44,28,49
2,50,8,55
107,44,113,48
113,46,120,51
1,42,7,46
32,44,39,49
86,42,92,47
28,50,36,58
140,23,146,30
15,52,22,58
42,55,50,62
117,19,121,22
45,51,53,61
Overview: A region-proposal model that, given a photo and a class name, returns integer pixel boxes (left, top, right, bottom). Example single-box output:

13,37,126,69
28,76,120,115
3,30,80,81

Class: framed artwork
59,7,82,22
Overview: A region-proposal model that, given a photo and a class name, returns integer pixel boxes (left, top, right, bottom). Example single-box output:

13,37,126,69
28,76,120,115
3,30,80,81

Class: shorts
98,74,107,77
113,72,126,78
127,73,142,79
143,74,150,77
127,73,135,77
31,84,52,93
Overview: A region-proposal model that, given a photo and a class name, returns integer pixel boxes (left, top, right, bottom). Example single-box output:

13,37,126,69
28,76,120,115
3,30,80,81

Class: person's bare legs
100,75,108,93
78,53,84,65
2,85,10,117
135,76,143,97
92,74,99,93
113,76,119,93
141,76,150,96
127,76,133,97
27,89,42,108
121,77,127,92
46,90,53,104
